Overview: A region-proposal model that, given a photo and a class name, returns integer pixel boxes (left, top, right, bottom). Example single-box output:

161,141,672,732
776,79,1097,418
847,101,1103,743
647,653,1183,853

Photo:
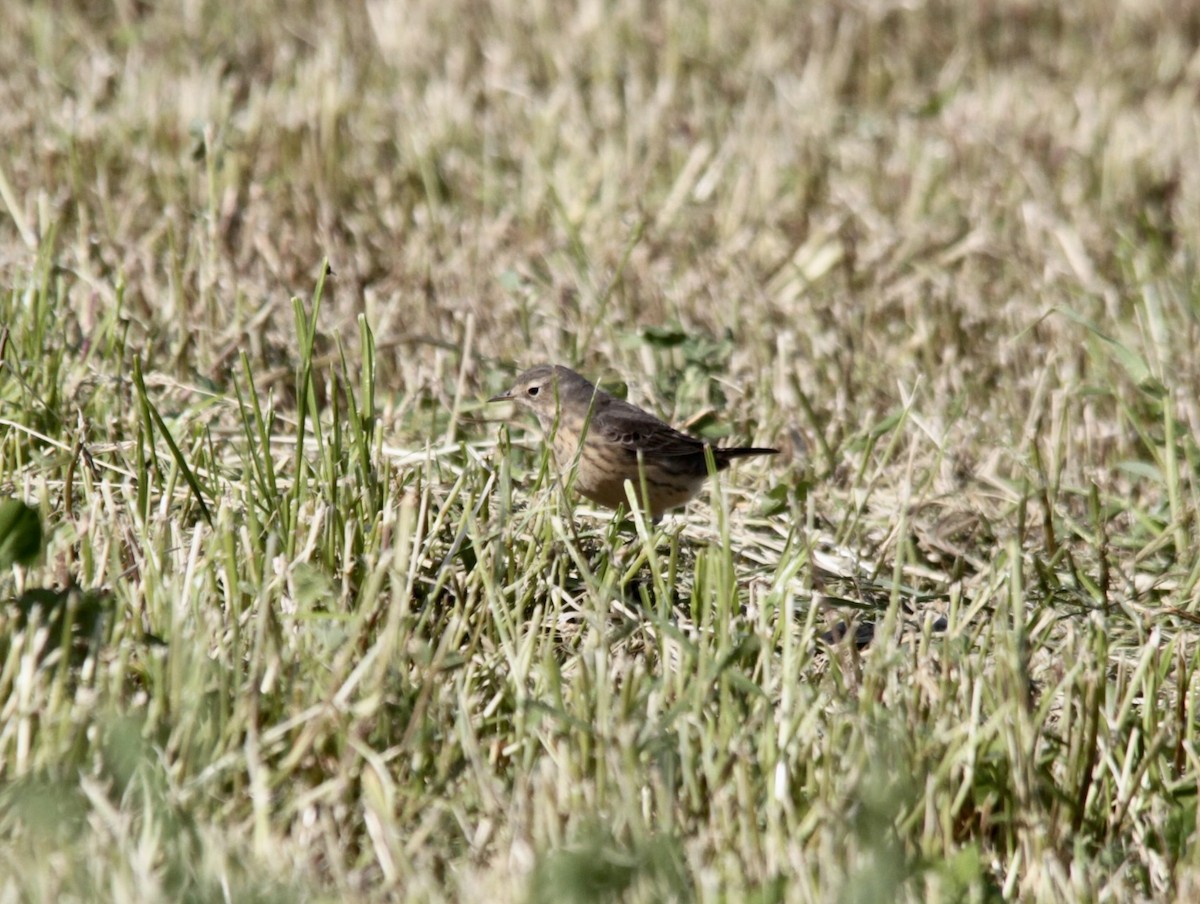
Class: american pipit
489,364,777,520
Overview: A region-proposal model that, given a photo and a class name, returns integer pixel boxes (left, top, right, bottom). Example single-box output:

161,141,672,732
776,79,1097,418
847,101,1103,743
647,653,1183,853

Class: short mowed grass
3,0,1200,900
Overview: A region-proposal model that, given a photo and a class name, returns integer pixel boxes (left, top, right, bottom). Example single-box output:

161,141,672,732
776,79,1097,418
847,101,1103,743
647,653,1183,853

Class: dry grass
2,0,1200,900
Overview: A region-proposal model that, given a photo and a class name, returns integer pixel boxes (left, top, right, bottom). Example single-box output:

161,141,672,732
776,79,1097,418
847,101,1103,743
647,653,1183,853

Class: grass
2,0,1200,900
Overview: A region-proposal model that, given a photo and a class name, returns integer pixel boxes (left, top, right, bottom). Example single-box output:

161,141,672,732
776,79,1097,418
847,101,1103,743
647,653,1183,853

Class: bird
488,364,777,520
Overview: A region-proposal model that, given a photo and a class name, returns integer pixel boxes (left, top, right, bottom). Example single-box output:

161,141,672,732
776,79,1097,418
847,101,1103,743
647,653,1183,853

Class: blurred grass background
2,0,1199,900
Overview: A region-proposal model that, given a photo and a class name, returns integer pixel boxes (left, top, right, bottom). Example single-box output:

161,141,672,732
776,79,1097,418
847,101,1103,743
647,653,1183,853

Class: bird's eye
527,386,540,397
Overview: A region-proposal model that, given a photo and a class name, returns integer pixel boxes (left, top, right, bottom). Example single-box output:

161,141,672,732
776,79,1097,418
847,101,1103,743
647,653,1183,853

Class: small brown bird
489,364,777,519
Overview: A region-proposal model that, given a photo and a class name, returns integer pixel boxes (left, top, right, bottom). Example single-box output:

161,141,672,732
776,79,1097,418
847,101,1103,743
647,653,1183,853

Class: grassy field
3,0,1200,900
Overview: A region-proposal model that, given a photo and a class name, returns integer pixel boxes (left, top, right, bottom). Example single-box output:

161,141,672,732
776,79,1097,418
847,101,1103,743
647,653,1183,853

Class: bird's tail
716,446,779,460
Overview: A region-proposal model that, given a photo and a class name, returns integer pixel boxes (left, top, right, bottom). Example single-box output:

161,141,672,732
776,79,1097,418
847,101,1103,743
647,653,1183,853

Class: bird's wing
593,405,708,458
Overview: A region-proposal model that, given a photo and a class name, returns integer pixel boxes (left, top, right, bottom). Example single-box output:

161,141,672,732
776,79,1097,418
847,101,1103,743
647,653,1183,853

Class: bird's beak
487,389,512,403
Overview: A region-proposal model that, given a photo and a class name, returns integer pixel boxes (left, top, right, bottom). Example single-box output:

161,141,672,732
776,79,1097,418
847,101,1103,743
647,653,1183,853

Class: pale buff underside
546,413,704,518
